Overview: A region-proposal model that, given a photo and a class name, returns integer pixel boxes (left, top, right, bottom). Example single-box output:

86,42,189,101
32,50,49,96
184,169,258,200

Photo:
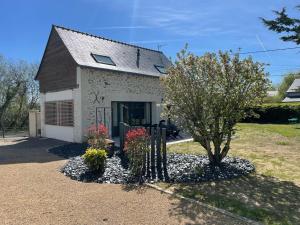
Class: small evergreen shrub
124,128,149,178
83,148,107,172
243,103,300,124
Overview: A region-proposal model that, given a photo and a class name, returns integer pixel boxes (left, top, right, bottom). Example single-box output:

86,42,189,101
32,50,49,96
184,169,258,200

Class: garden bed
60,148,255,184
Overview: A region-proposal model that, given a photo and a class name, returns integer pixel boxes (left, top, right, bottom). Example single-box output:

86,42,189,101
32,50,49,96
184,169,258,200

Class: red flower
97,123,108,137
87,123,108,138
124,128,148,152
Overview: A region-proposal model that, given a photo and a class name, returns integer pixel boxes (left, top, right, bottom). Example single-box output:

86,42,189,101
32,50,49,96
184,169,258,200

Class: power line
269,73,300,77
239,46,300,55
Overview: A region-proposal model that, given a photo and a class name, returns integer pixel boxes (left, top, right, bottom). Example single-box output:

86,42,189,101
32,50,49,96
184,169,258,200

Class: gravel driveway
0,137,247,225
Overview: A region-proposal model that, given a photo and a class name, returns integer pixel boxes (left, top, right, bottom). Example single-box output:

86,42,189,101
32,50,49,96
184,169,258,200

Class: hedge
242,103,300,124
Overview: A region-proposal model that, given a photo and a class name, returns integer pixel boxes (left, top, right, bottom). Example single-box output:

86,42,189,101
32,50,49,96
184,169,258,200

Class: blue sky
0,0,299,84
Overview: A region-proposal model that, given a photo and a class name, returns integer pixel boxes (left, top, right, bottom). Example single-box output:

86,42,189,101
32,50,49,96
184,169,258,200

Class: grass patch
164,123,300,224
167,141,205,155
162,175,298,225
237,123,300,138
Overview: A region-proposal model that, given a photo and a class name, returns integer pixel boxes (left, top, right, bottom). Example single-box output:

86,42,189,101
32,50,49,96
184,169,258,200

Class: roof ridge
53,24,163,53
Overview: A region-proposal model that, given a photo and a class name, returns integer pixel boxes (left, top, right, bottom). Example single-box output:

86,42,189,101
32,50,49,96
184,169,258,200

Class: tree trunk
210,153,223,166
206,143,223,166
195,137,226,166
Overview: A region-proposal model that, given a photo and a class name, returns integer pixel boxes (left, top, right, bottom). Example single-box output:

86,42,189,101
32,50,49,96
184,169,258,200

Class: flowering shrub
87,123,108,149
124,128,149,178
83,148,107,172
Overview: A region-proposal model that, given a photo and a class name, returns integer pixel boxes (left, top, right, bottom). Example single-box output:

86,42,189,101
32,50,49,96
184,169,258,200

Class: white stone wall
80,68,163,137
40,67,163,142
73,67,83,142
40,93,45,137
29,110,40,137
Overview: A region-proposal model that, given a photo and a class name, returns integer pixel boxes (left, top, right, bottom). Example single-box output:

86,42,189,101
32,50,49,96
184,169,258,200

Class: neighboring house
282,78,300,103
267,90,278,97
35,25,171,143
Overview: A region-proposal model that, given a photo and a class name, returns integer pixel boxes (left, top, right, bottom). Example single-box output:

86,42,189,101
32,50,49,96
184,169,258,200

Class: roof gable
35,27,78,92
287,78,300,93
53,25,172,77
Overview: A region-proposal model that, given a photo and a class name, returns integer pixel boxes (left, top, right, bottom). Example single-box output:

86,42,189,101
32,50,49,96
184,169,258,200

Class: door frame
111,101,152,137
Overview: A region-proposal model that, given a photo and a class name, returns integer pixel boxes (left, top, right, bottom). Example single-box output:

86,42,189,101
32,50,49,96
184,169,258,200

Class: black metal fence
119,122,169,181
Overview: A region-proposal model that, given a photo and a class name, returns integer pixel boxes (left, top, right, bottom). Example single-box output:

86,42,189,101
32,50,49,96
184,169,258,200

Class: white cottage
35,25,171,143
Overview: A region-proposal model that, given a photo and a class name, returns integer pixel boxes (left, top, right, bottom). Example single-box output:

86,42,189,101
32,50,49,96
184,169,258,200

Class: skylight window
91,54,115,66
154,65,166,74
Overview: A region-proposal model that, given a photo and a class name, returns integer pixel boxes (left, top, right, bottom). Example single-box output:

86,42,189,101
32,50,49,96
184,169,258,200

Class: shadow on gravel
48,143,87,159
121,184,148,194
0,138,67,165
167,174,300,225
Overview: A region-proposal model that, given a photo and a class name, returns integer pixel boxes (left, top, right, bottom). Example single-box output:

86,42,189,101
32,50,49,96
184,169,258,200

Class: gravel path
0,137,249,225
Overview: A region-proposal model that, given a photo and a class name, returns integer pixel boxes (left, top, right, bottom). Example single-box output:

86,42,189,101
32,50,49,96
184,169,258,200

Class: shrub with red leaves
124,128,149,178
87,123,108,149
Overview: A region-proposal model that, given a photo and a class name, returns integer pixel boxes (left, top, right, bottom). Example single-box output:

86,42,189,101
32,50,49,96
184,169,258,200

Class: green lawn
160,123,300,225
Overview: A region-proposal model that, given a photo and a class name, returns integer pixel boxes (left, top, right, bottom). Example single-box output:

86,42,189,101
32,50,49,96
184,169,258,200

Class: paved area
0,137,246,225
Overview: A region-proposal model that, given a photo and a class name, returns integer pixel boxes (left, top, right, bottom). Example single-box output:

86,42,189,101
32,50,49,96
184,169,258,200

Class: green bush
243,103,300,124
83,148,107,172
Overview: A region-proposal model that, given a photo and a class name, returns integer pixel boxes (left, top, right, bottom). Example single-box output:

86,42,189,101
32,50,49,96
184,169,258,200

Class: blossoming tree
162,48,269,165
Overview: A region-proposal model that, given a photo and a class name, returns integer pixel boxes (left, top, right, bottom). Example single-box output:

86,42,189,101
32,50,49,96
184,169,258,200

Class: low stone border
146,183,262,225
166,138,193,146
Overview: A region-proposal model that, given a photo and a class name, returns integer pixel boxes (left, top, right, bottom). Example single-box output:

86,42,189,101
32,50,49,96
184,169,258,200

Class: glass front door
111,102,152,137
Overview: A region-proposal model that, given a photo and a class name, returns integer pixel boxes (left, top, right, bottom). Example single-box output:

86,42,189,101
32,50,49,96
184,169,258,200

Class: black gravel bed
61,154,133,184
61,152,255,184
167,153,255,183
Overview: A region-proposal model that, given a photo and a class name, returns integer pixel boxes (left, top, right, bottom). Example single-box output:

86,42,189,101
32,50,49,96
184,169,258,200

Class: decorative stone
61,152,255,184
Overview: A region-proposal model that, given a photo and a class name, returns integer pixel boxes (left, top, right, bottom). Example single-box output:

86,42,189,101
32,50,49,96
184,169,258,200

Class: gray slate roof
282,97,300,102
287,78,300,93
54,25,172,77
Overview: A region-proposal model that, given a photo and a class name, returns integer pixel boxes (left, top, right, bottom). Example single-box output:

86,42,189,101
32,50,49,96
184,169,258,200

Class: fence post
124,124,129,149
119,122,124,151
162,128,169,181
141,150,146,184
150,127,156,179
140,127,148,180
146,127,151,178
120,122,130,152
156,128,163,180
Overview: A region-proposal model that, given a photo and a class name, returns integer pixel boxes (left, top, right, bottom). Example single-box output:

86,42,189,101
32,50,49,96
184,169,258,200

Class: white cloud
129,38,190,44
88,26,152,30
133,6,239,37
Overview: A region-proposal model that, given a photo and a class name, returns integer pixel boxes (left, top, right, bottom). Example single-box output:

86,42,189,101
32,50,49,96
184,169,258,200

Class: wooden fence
119,122,169,181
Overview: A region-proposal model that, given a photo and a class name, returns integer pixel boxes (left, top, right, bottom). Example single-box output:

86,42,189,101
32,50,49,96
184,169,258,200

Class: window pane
92,54,115,66
45,102,57,125
59,101,74,127
45,101,74,127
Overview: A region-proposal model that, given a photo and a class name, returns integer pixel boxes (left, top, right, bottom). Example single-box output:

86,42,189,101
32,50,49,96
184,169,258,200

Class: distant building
282,78,300,102
267,90,278,97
